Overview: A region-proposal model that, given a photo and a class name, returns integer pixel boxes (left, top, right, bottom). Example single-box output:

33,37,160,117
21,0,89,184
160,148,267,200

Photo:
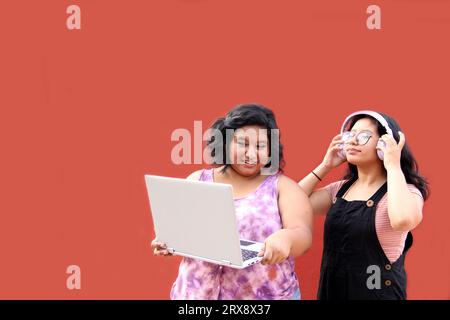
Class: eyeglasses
342,130,373,146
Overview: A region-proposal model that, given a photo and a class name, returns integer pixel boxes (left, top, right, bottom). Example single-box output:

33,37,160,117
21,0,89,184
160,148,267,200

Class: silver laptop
144,174,264,269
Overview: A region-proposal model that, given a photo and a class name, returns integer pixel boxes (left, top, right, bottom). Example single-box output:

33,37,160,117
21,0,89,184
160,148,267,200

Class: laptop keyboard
240,240,255,246
241,249,258,261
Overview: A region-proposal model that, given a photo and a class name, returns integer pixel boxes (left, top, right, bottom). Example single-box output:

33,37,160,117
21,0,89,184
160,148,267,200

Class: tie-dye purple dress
170,168,300,300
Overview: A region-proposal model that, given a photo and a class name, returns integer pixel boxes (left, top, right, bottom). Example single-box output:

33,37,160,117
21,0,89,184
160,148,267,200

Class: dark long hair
206,103,285,173
343,113,429,200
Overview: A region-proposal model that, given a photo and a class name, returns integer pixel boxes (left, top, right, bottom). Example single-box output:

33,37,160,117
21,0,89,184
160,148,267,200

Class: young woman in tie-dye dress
152,104,313,300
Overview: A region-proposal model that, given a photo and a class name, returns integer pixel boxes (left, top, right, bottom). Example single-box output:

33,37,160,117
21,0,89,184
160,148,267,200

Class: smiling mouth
347,148,361,153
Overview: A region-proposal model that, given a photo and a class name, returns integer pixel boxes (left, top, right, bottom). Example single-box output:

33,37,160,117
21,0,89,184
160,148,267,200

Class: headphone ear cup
376,139,386,160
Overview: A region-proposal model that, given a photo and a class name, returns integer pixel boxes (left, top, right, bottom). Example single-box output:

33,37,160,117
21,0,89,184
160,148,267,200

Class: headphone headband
341,110,393,136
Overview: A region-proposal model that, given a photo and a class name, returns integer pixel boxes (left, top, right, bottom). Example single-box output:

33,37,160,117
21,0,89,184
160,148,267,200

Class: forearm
387,166,421,230
298,163,331,196
279,226,313,258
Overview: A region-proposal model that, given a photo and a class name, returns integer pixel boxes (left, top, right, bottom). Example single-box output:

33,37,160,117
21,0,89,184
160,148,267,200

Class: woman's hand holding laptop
151,238,173,257
258,230,291,265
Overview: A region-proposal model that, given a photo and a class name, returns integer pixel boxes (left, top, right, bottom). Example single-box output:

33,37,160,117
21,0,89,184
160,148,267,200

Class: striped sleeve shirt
324,180,424,263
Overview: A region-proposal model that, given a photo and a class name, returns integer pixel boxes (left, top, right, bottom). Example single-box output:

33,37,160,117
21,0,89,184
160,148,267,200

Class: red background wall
0,0,448,299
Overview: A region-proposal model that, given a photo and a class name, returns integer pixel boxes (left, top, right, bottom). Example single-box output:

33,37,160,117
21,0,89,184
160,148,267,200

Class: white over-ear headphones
338,110,394,161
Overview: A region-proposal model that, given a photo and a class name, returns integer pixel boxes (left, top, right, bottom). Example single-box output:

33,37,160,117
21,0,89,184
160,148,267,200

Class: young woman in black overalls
299,111,429,300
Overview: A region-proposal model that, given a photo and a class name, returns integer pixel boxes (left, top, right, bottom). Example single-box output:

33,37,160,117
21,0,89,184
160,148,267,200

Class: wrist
385,163,402,173
316,162,332,177
278,229,294,253
273,229,291,243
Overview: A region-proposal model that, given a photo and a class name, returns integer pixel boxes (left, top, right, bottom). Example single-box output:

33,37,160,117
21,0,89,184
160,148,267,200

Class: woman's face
229,125,270,177
344,118,381,165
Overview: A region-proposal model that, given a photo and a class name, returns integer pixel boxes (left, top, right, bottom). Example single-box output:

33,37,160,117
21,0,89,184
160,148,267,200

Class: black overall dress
317,177,413,300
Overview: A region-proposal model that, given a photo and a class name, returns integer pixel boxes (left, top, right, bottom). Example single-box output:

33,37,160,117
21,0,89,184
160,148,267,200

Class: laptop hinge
221,260,232,265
